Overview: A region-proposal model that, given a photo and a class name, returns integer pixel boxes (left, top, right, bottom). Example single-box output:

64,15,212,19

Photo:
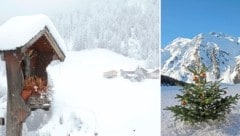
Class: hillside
161,75,187,86
50,0,159,68
161,32,240,84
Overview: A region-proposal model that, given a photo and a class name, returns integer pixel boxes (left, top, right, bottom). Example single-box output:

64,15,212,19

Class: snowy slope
21,48,160,136
161,32,240,84
162,85,240,136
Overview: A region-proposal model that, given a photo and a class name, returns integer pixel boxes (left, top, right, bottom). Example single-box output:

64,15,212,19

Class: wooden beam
4,51,30,136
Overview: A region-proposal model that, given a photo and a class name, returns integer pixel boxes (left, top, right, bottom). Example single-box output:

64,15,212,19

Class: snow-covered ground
16,48,160,136
161,84,240,136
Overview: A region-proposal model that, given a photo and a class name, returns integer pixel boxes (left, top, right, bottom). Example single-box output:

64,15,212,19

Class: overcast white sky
0,0,89,21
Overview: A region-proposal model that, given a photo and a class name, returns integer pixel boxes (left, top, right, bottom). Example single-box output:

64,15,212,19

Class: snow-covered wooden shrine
0,14,66,136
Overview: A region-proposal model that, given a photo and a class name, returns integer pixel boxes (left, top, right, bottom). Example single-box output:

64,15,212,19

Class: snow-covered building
0,14,66,136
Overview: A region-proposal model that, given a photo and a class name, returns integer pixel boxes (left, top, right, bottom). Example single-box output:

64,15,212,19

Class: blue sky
162,0,240,47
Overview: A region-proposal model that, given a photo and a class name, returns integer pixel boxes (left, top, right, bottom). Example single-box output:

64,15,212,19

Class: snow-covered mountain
161,32,240,84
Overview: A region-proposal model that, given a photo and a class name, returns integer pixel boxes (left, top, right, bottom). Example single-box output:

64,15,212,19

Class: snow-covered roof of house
0,14,66,54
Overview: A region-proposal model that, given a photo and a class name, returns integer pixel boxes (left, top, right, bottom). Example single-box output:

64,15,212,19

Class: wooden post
4,51,30,136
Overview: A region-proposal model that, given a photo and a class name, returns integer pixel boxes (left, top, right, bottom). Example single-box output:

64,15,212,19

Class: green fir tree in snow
165,65,240,124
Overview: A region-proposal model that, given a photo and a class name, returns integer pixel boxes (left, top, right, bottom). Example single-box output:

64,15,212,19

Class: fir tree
165,65,240,124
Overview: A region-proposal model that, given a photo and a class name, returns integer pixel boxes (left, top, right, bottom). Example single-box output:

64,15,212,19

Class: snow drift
19,48,160,136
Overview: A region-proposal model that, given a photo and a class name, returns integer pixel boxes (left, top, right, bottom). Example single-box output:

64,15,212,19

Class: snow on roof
0,14,66,52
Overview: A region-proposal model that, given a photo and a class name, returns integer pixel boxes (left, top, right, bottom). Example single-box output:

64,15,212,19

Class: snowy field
161,84,240,136
11,48,160,136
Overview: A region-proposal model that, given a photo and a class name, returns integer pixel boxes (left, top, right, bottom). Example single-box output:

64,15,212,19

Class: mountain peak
161,32,240,84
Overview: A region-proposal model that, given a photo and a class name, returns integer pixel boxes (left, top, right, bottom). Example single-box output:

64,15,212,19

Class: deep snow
161,84,240,136
0,14,66,51
16,48,160,136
